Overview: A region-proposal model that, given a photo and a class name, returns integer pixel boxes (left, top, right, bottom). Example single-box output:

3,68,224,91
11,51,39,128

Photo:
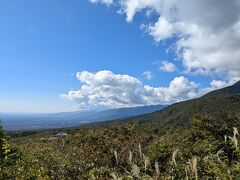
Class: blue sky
1,0,239,113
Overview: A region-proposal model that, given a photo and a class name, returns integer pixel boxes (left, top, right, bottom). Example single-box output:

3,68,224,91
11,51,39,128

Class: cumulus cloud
210,77,240,89
210,80,230,90
61,70,219,109
143,71,153,80
91,0,240,82
148,17,175,41
158,60,176,72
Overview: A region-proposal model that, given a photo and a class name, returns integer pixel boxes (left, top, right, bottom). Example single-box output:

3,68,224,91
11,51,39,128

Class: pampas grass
216,149,224,162
172,149,179,166
155,161,160,176
229,127,239,149
114,149,118,165
88,125,239,179
111,173,119,180
143,154,150,172
132,164,140,178
90,174,96,180
233,127,238,137
138,143,142,158
192,157,198,180
224,135,227,143
129,150,133,164
229,136,238,149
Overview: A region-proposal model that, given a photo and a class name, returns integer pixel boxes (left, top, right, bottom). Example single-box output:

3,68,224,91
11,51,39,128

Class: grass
1,112,240,179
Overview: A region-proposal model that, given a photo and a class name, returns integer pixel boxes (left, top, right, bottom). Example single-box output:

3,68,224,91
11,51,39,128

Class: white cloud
148,17,175,41
199,78,240,96
210,80,230,90
62,70,144,109
143,71,153,80
210,77,240,89
88,0,113,6
61,70,219,109
140,0,240,80
118,0,162,22
158,60,176,72
90,0,240,81
143,76,200,104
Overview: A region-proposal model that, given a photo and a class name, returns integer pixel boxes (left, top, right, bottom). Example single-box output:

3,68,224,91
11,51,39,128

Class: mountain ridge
124,81,240,127
1,104,166,131
205,81,240,97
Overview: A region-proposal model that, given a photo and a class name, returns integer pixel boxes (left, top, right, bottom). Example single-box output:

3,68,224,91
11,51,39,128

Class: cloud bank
89,0,240,81
62,70,225,109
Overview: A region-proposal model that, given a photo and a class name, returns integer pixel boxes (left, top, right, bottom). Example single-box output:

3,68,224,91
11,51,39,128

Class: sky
0,0,240,113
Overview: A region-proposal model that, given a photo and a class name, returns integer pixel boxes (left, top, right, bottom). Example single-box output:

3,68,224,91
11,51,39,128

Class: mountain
84,105,167,122
0,104,166,131
205,81,240,97
126,81,240,127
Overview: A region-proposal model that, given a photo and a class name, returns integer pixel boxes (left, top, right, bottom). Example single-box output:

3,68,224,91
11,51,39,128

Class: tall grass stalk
233,127,238,137
224,135,227,143
90,174,96,180
129,150,133,164
114,149,118,165
172,149,179,166
155,161,160,176
143,154,150,172
111,173,118,180
132,164,140,178
138,143,142,158
229,128,239,149
192,157,198,180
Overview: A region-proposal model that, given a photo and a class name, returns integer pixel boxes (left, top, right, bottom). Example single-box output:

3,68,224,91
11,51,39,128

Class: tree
0,120,11,160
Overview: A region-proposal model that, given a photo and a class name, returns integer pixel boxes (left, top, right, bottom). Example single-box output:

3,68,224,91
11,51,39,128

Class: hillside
126,81,240,127
205,81,240,96
2,107,240,179
1,105,166,131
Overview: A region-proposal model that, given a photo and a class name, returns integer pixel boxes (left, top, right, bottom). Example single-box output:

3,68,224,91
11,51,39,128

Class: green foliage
0,120,12,160
130,94,240,129
1,112,240,179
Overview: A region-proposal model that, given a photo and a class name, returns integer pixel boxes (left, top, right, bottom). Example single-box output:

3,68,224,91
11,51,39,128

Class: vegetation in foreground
1,111,240,179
